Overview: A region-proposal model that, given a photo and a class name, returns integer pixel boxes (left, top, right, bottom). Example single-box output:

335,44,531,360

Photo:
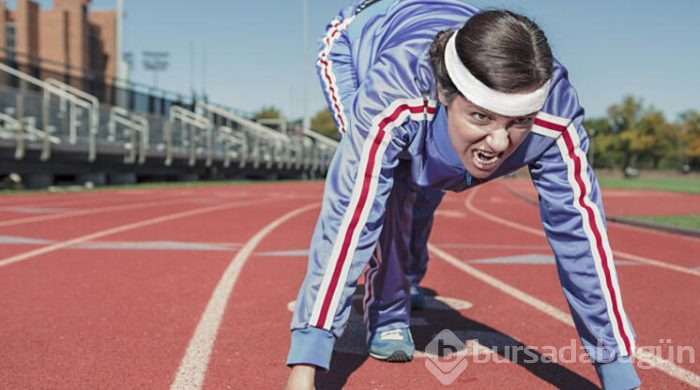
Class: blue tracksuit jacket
288,1,640,388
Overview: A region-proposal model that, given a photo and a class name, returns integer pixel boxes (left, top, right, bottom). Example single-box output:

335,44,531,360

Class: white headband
444,32,550,117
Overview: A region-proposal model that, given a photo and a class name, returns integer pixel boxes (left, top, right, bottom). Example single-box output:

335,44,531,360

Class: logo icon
424,329,469,385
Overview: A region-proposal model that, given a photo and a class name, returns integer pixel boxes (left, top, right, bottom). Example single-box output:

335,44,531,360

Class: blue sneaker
368,327,415,362
410,286,426,310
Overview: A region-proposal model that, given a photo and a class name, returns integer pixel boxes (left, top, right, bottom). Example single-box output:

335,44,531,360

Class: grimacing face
439,91,537,179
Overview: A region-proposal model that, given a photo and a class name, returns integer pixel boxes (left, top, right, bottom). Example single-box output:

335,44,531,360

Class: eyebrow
468,100,536,121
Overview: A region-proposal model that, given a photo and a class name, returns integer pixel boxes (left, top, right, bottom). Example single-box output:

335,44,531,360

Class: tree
584,117,620,169
254,106,283,120
606,96,666,171
680,110,700,169
310,108,341,141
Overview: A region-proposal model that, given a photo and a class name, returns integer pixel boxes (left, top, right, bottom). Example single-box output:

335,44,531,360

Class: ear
437,86,449,106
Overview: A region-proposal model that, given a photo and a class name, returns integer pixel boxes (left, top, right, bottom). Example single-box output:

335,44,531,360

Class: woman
286,0,641,388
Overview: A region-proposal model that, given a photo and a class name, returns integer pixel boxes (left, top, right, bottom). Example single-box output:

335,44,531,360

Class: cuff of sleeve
594,358,641,390
286,327,336,371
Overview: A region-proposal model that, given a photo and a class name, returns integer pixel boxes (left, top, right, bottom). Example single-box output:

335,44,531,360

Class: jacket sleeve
529,72,640,389
287,52,430,369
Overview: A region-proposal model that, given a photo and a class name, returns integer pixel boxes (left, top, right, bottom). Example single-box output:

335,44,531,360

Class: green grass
629,215,700,231
598,177,700,194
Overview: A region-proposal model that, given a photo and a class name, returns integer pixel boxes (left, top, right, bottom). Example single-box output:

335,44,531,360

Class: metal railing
44,78,100,161
218,125,247,168
1,61,338,178
197,102,292,169
0,110,60,145
108,106,149,164
303,128,339,173
0,62,98,161
165,105,210,166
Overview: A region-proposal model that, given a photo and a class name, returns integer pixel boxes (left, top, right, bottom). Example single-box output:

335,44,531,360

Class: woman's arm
529,79,641,389
286,59,431,377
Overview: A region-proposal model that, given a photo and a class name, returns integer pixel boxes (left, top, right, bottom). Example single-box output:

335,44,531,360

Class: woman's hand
285,364,316,390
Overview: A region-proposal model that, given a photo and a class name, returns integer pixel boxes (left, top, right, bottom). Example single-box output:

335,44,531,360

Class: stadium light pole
115,0,127,107
302,0,309,130
142,51,169,90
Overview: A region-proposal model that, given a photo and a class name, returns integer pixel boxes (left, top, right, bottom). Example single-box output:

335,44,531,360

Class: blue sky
8,0,700,121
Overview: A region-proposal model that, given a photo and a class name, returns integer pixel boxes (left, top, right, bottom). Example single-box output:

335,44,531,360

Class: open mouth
472,149,503,170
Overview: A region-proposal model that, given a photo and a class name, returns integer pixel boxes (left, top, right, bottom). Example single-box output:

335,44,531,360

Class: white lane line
464,189,700,278
0,192,248,228
499,181,700,243
0,235,242,251
429,244,700,388
453,187,700,387
435,243,551,250
0,190,174,209
428,244,574,326
170,203,319,390
3,206,76,214
0,197,279,269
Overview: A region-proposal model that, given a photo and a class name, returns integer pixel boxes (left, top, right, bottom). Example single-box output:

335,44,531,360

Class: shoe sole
369,350,413,363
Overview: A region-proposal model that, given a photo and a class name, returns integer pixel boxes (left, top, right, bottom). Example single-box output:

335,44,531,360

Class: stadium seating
0,62,338,188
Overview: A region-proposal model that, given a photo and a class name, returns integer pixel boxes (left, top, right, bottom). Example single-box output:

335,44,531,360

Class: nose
485,128,510,153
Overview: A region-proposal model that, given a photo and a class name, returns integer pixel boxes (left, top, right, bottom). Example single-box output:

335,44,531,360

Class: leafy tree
584,117,621,169
310,108,341,141
606,96,663,171
680,110,700,168
254,106,283,120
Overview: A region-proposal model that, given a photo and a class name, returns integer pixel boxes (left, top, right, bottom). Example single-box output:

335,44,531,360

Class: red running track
0,180,697,389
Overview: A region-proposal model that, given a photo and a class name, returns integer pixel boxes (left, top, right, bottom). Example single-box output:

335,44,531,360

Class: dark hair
429,10,553,102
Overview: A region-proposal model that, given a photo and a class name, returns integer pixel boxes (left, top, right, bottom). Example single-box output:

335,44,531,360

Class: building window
6,22,16,62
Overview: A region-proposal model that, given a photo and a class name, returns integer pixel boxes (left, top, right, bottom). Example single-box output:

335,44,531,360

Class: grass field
599,177,700,194
628,215,700,231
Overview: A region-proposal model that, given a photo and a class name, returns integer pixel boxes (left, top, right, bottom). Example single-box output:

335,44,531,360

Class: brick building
0,0,116,82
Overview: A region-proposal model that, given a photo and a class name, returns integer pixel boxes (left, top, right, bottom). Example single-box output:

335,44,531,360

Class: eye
470,112,489,122
512,117,534,127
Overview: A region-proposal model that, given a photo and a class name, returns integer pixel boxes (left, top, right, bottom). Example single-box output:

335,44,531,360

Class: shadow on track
315,287,598,390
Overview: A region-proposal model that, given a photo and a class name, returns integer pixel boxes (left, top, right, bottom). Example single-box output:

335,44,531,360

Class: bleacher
0,61,339,189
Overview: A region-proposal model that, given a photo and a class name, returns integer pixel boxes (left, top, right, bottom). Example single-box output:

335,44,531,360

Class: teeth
473,150,500,167
475,151,496,161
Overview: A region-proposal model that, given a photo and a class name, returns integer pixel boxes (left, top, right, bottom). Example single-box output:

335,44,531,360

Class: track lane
202,188,599,389
470,183,700,275
172,201,320,389
0,187,317,389
444,186,699,385
1,180,696,389
0,196,279,266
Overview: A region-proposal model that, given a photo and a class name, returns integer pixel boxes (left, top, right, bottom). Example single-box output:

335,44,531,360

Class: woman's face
441,92,536,179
